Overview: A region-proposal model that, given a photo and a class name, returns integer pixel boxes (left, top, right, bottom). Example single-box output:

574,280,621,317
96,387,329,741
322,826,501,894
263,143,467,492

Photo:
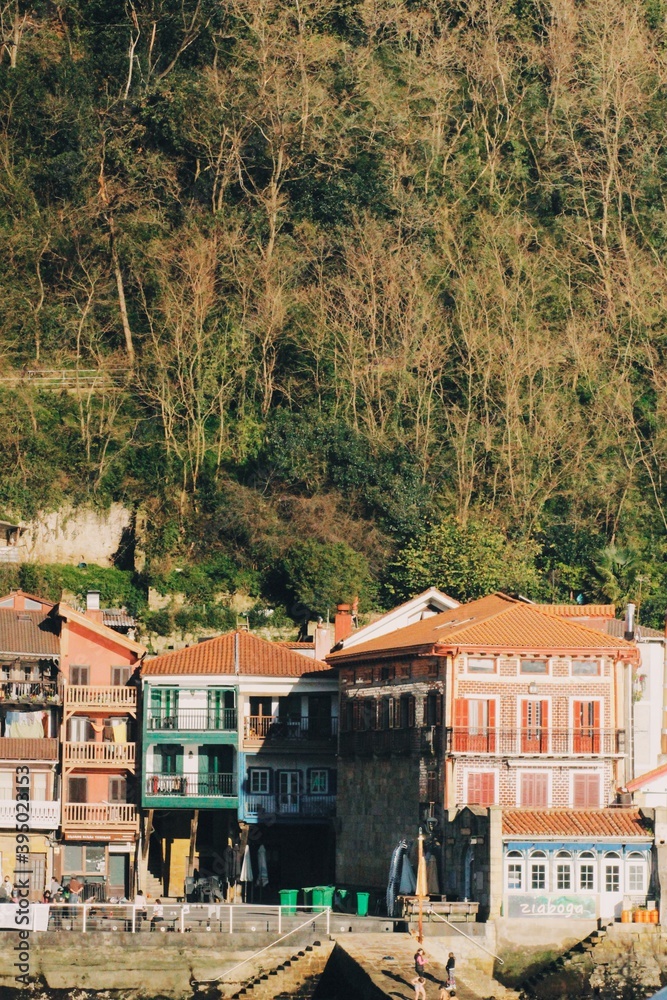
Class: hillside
2,0,667,623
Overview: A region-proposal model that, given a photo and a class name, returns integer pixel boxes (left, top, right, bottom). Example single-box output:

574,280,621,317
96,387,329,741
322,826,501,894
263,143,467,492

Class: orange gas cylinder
649,908,659,924
621,910,632,923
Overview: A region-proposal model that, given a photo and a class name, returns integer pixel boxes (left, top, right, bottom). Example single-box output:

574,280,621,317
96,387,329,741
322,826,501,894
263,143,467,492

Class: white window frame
626,852,647,894
604,853,621,894
505,850,524,892
309,769,328,795
578,851,596,892
249,769,270,795
554,851,573,891
519,658,551,676
529,851,548,891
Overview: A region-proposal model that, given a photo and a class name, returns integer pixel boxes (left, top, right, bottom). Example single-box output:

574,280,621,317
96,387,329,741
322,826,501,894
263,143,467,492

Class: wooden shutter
574,701,600,753
68,777,87,803
487,699,496,752
111,666,131,686
70,666,90,686
468,772,495,806
328,768,337,794
109,777,127,803
408,696,416,728
435,694,443,726
454,699,469,751
573,772,600,808
521,772,548,807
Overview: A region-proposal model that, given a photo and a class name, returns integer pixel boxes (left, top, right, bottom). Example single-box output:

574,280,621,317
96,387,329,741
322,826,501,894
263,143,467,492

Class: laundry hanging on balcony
5,710,44,738
110,718,127,742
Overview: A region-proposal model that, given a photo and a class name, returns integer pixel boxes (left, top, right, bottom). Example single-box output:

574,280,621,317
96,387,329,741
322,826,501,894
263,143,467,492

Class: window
111,666,131,686
309,769,329,794
572,772,601,808
572,659,600,676
108,777,127,803
507,852,523,891
605,865,620,893
0,772,12,800
85,845,106,875
467,657,495,673
572,701,601,753
520,771,549,807
628,865,645,892
556,852,572,890
67,777,87,803
530,853,547,890
278,771,300,811
520,659,548,674
32,772,47,801
579,851,595,891
467,771,496,806
69,666,90,686
249,769,271,794
63,845,84,872
521,700,548,753
68,716,93,742
453,699,496,752
425,692,442,727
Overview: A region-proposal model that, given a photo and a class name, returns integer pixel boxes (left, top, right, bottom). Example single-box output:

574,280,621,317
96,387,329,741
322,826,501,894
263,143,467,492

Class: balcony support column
188,811,199,879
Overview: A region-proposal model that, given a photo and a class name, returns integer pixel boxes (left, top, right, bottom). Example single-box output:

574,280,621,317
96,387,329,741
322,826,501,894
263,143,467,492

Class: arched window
555,851,572,891
529,851,547,891
578,851,596,891
604,852,621,893
506,851,523,891
626,852,648,894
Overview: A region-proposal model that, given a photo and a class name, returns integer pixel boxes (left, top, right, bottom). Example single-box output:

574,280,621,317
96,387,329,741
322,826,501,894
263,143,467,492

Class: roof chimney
624,603,636,642
85,590,103,624
314,622,334,662
334,603,354,645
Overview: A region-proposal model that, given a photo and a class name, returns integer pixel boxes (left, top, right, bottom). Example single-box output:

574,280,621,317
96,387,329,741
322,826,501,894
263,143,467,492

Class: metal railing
244,716,338,743
147,708,237,732
339,728,427,757
145,772,235,797
64,685,137,710
64,741,136,766
36,903,330,936
446,728,625,755
244,793,335,818
427,907,504,964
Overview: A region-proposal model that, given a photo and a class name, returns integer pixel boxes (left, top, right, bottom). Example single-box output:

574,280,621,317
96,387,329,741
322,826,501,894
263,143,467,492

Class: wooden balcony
0,737,58,760
0,679,60,705
64,685,137,714
64,741,136,770
62,802,139,836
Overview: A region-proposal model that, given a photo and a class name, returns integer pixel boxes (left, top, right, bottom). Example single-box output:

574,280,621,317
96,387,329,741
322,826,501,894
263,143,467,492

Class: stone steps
228,940,332,1000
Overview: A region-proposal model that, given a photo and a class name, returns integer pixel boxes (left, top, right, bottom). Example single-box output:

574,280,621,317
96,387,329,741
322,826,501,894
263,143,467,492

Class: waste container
316,886,335,911
279,889,298,915
357,892,370,917
302,887,316,910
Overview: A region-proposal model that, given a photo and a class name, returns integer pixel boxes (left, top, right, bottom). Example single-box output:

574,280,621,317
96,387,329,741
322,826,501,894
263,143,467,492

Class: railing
64,741,136,766
62,803,139,829
244,793,335,819
338,727,430,757
446,728,625,755
0,800,59,828
64,686,137,711
36,903,331,937
147,708,237,732
0,737,58,760
0,679,59,703
244,716,338,743
145,772,235,797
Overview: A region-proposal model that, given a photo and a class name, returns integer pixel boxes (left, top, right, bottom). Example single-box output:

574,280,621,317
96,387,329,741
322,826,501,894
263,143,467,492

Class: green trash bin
279,889,298,915
319,886,335,910
311,887,325,910
302,887,316,910
357,892,370,917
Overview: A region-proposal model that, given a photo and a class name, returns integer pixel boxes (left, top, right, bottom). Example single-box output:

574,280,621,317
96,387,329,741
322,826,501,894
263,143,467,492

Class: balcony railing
244,793,335,819
446,728,625,755
147,708,237,732
64,686,137,711
64,741,136,767
62,802,139,830
339,727,435,758
0,679,60,704
145,772,235,798
0,800,59,828
0,737,58,760
244,716,338,744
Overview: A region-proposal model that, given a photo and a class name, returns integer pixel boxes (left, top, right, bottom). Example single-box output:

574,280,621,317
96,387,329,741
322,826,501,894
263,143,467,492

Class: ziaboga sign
507,895,597,918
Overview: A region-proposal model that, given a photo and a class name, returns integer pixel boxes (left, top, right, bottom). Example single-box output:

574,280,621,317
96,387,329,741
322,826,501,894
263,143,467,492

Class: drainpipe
625,604,636,783
661,611,667,759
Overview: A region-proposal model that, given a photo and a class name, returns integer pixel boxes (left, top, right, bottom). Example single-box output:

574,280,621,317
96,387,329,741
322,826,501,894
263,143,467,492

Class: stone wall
13,504,132,567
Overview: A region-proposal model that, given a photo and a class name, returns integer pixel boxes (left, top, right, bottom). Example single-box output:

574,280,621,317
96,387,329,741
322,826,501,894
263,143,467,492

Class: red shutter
487,699,496,752
467,772,495,806
540,700,549,752
521,772,548,807
573,772,600,808
454,699,468,751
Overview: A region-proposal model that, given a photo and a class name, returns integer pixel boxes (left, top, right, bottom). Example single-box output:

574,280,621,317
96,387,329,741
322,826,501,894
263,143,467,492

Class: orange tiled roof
533,604,616,618
143,629,333,677
327,593,639,662
0,609,59,657
502,808,650,838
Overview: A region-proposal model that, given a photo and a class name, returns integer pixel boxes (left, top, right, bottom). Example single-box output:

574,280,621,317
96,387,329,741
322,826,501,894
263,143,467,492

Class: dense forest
3,0,667,625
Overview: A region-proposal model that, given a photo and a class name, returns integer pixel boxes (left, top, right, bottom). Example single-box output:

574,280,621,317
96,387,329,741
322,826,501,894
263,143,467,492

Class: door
521,701,548,752
208,690,234,730
27,854,45,902
308,695,332,738
573,701,600,753
150,688,178,729
68,717,93,742
278,771,300,814
201,746,233,795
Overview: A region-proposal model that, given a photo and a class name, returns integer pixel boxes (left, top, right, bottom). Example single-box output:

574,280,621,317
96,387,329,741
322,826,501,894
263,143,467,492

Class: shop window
63,845,84,872
520,659,548,674
85,845,106,875
507,852,523,891
572,659,600,676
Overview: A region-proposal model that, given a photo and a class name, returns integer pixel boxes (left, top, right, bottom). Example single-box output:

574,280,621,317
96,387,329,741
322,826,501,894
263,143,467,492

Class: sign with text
507,894,597,919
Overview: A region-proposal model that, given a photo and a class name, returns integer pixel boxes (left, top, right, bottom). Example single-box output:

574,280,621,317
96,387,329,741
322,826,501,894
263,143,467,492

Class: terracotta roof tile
328,593,639,662
502,808,650,838
0,609,60,657
533,604,616,618
143,629,333,677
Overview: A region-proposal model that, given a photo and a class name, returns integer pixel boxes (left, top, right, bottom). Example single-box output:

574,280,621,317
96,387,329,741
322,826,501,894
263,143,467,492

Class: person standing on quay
446,952,456,989
414,947,427,977
411,976,427,1000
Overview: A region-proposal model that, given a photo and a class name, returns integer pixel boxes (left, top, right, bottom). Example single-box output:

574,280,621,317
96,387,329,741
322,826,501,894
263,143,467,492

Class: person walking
414,948,427,977
446,952,456,989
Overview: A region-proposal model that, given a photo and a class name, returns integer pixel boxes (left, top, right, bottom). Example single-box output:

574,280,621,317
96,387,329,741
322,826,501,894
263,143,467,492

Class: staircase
143,870,163,898
227,941,332,1000
519,921,614,996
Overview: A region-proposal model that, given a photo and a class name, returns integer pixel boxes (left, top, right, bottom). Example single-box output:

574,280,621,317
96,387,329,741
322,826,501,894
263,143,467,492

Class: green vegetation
3,0,667,623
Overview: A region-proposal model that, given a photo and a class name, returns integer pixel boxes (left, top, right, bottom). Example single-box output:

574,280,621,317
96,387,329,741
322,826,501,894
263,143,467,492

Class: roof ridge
523,602,638,646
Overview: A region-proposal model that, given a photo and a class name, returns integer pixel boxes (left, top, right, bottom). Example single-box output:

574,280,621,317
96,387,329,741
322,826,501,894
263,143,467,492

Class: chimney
624,603,636,642
314,622,334,662
334,603,354,645
85,590,103,624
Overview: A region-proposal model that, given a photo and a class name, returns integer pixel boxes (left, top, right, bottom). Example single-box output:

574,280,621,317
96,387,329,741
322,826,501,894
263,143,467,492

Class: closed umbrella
257,845,269,888
240,845,254,883
426,854,440,895
415,829,428,944
399,853,416,894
